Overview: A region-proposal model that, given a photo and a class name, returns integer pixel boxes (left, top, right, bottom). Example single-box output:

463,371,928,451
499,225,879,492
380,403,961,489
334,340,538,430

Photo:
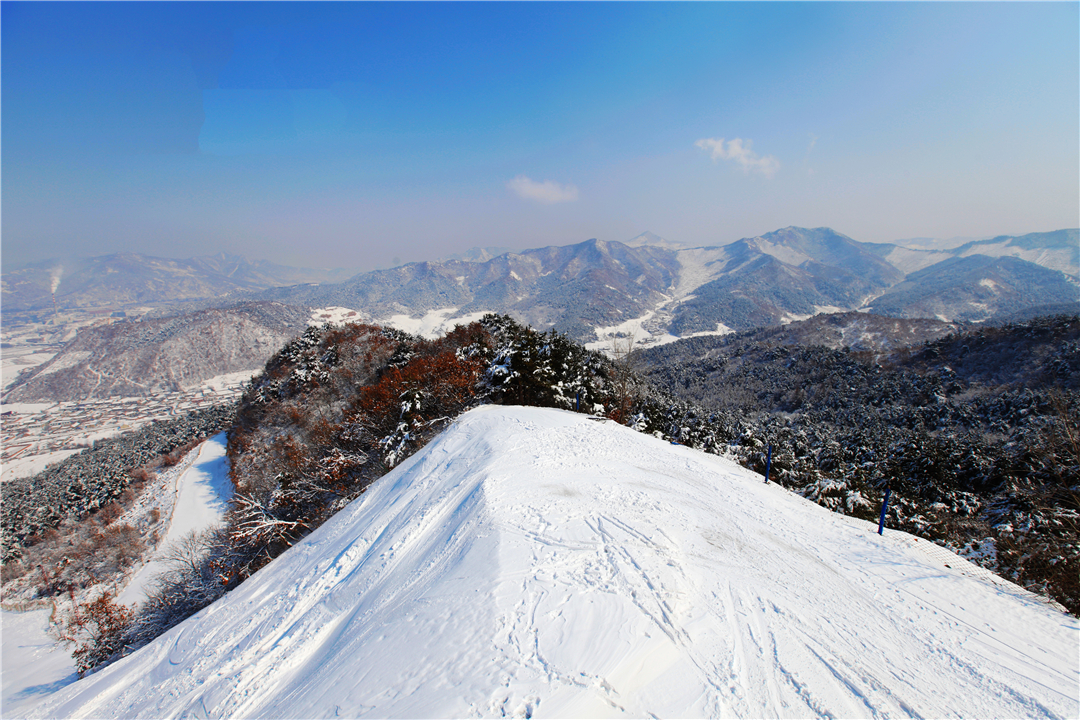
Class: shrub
52,591,135,676
122,529,229,649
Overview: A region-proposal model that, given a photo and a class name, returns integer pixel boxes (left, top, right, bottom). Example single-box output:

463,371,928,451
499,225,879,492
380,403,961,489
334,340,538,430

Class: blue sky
3,2,1077,271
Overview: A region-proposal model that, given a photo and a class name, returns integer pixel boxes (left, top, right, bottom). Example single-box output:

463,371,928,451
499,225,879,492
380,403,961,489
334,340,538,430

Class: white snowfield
31,406,1079,719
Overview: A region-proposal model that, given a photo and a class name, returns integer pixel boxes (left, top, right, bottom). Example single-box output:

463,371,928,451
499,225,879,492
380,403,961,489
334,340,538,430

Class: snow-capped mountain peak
623,231,687,250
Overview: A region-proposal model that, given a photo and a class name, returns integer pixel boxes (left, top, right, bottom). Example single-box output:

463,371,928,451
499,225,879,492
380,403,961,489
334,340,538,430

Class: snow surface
30,406,1078,719
1,608,78,718
309,306,494,341
0,448,82,483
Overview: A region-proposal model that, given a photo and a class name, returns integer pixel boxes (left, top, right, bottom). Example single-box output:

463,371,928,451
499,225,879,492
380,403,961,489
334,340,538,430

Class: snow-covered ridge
34,406,1077,719
956,240,1078,277
310,306,496,340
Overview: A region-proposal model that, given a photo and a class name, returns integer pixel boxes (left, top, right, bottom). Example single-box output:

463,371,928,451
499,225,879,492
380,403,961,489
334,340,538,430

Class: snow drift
33,406,1078,718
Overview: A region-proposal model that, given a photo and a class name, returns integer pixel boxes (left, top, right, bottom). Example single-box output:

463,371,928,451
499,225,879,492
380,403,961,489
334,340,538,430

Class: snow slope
32,406,1078,719
0,608,78,718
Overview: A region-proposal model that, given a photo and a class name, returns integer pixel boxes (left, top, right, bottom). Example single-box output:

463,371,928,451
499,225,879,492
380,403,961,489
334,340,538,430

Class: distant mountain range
3,227,1075,403
864,254,1078,323
254,226,1078,340
1,252,357,315
664,227,906,335
5,229,1075,337
258,237,682,340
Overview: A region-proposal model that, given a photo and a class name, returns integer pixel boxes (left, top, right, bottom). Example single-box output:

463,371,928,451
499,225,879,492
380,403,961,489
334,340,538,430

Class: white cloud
508,175,579,204
695,137,780,178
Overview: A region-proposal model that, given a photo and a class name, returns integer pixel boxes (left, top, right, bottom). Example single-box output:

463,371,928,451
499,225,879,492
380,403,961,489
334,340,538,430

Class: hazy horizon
3,227,1042,275
3,2,1077,272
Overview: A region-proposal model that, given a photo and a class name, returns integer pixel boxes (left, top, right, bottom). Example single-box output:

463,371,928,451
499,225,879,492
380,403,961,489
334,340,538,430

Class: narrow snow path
30,407,1080,719
118,432,232,607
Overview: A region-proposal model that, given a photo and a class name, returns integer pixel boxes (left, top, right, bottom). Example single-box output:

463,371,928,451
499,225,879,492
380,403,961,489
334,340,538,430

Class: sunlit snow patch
377,307,491,339
308,307,366,326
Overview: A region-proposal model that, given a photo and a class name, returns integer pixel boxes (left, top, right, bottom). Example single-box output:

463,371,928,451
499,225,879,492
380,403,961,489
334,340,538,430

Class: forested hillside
4,302,309,403
637,314,1080,613
19,314,1078,678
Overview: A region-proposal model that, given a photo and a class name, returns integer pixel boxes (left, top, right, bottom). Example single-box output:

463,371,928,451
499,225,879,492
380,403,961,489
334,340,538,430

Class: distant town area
1,382,247,481
2,382,243,460
0,310,254,481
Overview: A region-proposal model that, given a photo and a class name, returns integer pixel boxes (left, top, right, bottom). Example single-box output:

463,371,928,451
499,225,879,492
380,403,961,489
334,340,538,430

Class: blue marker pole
877,488,892,535
764,445,772,483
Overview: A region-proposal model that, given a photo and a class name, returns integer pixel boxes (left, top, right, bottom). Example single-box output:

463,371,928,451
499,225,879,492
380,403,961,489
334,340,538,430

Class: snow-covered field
310,306,494,340
28,406,1079,719
1,350,57,392
0,447,83,483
